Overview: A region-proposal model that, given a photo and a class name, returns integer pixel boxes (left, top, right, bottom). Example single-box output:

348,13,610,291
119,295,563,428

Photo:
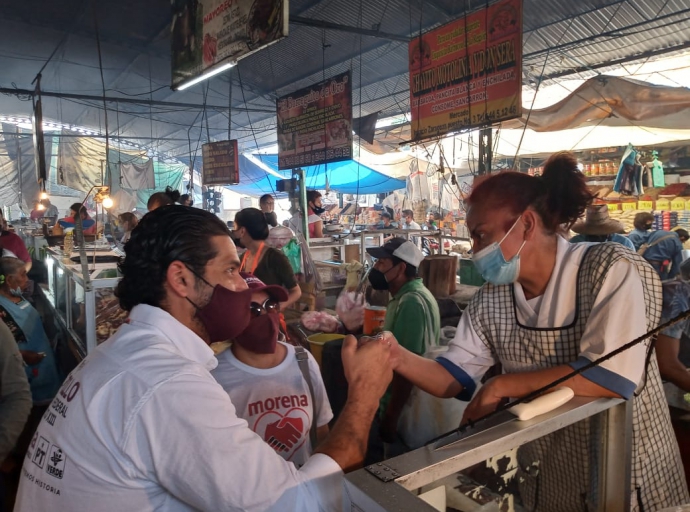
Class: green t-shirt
379,279,441,415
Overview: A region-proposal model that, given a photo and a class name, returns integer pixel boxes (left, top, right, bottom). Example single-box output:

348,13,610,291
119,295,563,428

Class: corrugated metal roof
0,0,688,157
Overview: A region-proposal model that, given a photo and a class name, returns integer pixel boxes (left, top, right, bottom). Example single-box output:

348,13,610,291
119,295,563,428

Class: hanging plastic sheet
120,161,155,189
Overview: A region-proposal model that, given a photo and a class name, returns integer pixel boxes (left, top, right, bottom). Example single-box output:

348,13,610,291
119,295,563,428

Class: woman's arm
281,284,302,311
313,220,323,238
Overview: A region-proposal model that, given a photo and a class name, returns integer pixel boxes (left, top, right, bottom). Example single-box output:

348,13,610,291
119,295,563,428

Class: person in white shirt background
212,273,331,467
401,209,421,230
13,205,393,512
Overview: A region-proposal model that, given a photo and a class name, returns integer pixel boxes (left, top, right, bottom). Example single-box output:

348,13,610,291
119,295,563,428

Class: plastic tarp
0,125,40,210
227,154,406,197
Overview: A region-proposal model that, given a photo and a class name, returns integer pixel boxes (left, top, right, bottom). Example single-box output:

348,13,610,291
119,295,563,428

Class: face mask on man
10,286,23,298
368,265,397,291
472,216,526,286
186,271,253,342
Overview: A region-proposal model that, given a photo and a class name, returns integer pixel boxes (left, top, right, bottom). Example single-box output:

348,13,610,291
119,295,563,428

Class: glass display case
345,397,631,512
44,249,126,358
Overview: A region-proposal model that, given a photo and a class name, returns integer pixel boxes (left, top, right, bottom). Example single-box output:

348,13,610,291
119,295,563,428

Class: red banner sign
409,0,523,141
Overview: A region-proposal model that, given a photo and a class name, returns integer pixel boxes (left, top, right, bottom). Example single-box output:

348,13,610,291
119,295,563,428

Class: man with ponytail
386,152,688,511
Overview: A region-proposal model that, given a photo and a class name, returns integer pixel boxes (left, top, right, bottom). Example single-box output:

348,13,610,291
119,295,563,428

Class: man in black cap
365,238,440,458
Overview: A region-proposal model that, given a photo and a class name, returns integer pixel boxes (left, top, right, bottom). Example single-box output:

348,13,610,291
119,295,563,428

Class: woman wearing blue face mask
385,152,688,511
0,257,61,406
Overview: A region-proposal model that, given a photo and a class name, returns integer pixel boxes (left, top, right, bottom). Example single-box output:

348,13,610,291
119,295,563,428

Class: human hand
21,350,46,366
342,334,393,405
461,378,503,425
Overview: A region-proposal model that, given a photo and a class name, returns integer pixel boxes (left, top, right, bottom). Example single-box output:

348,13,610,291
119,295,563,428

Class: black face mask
311,205,326,215
231,231,245,249
368,268,390,290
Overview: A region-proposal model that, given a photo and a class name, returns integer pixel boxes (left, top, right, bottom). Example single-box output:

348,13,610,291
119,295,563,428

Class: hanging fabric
120,161,155,189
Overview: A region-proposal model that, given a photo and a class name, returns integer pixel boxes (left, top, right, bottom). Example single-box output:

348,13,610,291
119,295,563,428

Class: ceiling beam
290,15,411,43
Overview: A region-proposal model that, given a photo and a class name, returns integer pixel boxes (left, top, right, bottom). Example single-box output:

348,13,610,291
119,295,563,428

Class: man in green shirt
366,238,440,457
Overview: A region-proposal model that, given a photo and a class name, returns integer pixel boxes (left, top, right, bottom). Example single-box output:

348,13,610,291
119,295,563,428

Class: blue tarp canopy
227,154,406,197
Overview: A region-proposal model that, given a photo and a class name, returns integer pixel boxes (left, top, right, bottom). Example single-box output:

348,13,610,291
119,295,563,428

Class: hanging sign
202,140,239,186
171,0,289,89
408,0,523,141
276,71,353,170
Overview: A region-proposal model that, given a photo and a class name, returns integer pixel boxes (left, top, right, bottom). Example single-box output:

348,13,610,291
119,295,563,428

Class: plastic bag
336,291,365,332
281,238,302,275
301,311,340,333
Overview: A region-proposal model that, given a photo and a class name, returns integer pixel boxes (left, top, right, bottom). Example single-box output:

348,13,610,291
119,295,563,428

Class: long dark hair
234,208,270,241
115,206,230,311
468,152,593,233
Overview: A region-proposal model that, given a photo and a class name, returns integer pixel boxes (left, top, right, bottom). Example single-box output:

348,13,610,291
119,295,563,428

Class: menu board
276,71,353,170
202,140,239,185
172,0,289,89
408,0,523,140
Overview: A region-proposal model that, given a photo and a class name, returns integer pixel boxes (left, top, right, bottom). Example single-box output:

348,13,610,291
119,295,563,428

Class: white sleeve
435,310,496,401
569,258,649,399
442,310,497,381
308,352,334,428
125,374,342,512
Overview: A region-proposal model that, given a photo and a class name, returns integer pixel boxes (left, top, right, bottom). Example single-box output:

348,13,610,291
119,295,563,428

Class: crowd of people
2,152,690,511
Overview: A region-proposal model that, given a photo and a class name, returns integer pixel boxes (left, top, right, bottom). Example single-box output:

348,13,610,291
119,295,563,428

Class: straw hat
571,204,624,235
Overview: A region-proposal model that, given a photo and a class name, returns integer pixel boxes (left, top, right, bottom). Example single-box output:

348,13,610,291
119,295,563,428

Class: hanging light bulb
40,191,49,200
102,196,114,209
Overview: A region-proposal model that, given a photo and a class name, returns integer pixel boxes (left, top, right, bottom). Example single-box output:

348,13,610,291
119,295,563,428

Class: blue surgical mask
472,217,526,285
10,286,23,298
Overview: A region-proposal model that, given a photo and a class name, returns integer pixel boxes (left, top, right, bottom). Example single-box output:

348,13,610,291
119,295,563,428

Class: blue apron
0,295,61,404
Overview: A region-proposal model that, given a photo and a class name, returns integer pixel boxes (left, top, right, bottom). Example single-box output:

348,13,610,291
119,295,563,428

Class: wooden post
419,255,458,298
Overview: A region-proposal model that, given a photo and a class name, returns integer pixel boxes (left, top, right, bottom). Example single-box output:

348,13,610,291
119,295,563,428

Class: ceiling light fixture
175,61,236,91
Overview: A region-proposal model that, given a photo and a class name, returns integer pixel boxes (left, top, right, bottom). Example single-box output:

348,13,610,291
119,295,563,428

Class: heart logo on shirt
253,408,310,461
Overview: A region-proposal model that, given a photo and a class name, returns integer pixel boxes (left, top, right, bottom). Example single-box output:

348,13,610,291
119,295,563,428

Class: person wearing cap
365,237,440,459
212,274,332,468
377,211,395,230
656,259,690,393
569,204,635,251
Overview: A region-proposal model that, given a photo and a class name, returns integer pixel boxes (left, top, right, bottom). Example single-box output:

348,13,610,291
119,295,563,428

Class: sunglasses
250,298,280,317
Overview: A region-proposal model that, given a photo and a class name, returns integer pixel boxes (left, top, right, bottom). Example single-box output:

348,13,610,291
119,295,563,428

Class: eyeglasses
250,298,280,317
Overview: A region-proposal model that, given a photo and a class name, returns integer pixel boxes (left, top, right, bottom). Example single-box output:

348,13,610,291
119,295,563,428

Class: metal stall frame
345,397,631,512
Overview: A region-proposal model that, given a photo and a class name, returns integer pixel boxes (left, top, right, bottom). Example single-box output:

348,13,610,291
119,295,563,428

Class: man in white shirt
13,205,393,512
213,274,332,467
401,209,421,230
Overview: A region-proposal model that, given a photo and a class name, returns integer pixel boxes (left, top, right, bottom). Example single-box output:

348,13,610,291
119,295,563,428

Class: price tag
621,202,637,211
655,200,670,211
606,203,620,211
671,199,686,211
637,201,653,210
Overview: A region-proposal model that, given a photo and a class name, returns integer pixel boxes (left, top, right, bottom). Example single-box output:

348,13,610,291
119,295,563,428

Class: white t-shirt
212,342,333,468
402,221,421,230
442,236,649,398
13,305,342,512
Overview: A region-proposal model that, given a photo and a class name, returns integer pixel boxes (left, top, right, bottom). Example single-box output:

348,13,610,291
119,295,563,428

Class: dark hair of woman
115,206,230,311
306,190,321,204
259,194,273,205
70,203,88,217
118,212,139,229
467,152,593,234
147,187,181,210
234,208,270,241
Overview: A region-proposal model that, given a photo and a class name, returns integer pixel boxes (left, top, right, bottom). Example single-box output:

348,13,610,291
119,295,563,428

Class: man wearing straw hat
569,204,635,250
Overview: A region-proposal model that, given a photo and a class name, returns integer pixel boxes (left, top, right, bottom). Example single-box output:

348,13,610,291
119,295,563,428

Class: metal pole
297,169,309,245
596,399,632,512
